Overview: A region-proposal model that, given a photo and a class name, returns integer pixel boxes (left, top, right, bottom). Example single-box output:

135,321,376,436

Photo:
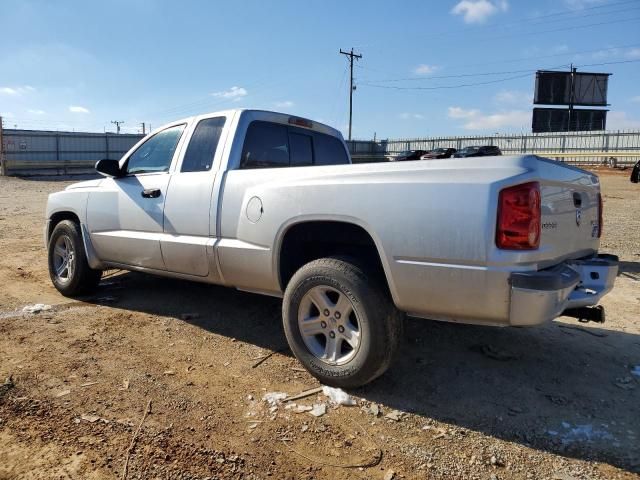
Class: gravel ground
0,169,639,480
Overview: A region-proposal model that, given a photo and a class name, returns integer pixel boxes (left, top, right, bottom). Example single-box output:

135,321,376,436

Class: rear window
241,122,289,169
240,121,348,169
313,132,349,166
289,132,313,167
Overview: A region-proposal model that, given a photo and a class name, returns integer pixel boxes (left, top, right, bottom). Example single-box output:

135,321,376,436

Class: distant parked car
454,145,502,158
420,148,457,159
386,149,430,161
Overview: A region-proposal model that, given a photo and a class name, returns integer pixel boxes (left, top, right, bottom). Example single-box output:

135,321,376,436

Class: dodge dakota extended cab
45,109,618,387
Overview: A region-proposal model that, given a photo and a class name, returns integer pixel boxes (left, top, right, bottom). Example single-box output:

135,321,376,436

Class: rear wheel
282,257,402,388
48,220,101,296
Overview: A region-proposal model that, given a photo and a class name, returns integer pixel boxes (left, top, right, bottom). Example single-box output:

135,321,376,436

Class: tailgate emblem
575,208,582,226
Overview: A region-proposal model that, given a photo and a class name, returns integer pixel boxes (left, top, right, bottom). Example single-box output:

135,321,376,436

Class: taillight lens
597,192,603,238
496,182,541,250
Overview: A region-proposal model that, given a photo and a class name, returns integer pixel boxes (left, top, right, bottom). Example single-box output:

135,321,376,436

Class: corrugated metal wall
0,129,143,176
348,130,640,165
1,127,639,176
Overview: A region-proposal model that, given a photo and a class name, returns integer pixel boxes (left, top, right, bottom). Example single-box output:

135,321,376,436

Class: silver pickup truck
45,109,618,387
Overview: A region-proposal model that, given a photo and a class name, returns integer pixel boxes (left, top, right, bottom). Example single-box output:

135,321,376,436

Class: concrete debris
22,304,52,314
80,413,101,423
55,389,71,398
385,410,403,422
368,403,380,416
383,469,396,480
262,392,287,406
163,370,176,376
322,386,356,406
294,405,313,413
309,403,327,417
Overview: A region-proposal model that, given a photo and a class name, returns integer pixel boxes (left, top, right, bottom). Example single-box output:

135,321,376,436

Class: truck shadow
89,270,640,474
618,260,640,281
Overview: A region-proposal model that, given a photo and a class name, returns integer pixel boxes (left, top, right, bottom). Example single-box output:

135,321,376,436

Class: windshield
398,150,414,156
460,146,479,153
431,148,445,154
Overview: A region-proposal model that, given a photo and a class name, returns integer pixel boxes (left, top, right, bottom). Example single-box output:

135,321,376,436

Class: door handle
141,188,161,198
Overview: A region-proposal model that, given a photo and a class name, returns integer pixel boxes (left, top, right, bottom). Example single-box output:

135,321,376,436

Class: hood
65,179,103,191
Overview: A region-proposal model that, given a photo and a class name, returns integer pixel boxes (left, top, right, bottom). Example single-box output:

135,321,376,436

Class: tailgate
538,160,600,263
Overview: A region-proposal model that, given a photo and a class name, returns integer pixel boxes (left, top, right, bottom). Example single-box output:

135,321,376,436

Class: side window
241,121,289,169
313,133,349,166
126,124,185,175
289,132,313,167
181,117,226,172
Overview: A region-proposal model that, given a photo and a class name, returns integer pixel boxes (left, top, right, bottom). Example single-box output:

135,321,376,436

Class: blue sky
0,0,639,138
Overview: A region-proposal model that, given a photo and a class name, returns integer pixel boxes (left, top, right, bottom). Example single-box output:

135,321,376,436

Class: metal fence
347,130,640,165
1,127,639,176
0,129,143,176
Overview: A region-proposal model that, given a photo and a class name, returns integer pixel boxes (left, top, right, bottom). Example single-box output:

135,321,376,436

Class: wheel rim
297,285,361,366
52,235,75,283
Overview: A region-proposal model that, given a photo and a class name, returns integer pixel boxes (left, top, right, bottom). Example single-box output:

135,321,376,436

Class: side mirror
95,159,123,178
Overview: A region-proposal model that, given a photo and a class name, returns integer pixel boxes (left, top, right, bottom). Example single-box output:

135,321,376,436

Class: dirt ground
0,169,638,480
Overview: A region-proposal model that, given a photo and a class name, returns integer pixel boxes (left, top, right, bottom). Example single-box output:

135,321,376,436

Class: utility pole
339,48,362,141
140,122,146,135
111,120,124,134
568,64,577,132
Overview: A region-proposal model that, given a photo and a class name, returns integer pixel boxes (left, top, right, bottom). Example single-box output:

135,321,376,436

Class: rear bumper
509,254,618,326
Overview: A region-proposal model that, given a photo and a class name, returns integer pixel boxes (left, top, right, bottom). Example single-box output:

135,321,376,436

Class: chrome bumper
508,254,619,326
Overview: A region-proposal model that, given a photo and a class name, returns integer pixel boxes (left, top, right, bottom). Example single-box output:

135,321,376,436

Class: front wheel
48,220,101,296
282,257,403,388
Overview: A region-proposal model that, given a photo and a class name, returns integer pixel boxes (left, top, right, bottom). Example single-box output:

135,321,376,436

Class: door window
181,117,226,172
125,124,185,175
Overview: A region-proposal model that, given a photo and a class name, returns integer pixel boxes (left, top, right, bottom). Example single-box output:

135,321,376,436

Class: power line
352,0,640,49
360,59,640,92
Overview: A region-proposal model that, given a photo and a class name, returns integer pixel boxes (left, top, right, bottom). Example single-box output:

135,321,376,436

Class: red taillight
597,192,603,238
496,182,541,250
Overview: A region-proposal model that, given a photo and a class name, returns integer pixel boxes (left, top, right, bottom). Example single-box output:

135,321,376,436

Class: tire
47,220,101,296
282,257,403,388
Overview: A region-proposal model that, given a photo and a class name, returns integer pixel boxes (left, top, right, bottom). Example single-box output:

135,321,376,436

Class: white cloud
607,111,640,130
0,85,35,95
451,0,508,24
69,105,90,114
273,100,294,108
448,106,530,131
27,109,46,115
631,96,640,103
399,112,425,120
211,86,248,101
413,64,439,75
494,90,531,105
626,48,640,59
447,106,480,119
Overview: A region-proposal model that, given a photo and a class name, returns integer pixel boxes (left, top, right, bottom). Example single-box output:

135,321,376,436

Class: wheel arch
47,210,104,270
274,216,399,305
